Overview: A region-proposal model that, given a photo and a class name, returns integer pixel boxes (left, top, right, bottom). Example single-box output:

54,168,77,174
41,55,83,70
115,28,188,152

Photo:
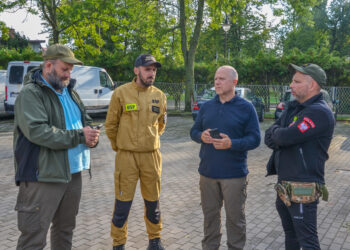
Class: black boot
113,244,125,250
147,238,165,250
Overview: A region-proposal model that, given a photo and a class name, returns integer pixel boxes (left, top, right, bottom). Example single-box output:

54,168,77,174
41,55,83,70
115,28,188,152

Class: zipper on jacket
299,147,308,172
43,84,70,182
137,91,140,142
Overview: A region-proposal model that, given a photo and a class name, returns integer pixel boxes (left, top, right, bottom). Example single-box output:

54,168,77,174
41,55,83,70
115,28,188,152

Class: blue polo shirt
190,95,261,178
41,75,90,173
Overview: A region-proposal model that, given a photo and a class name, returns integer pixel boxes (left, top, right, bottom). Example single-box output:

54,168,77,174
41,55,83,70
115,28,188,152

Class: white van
4,61,115,114
4,61,42,113
0,69,7,113
71,65,115,113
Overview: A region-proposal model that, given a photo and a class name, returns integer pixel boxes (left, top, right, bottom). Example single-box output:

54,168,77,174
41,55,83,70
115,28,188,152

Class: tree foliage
0,0,350,88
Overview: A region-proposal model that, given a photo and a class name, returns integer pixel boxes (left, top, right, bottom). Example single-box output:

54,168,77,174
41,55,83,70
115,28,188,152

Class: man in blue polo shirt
190,65,260,250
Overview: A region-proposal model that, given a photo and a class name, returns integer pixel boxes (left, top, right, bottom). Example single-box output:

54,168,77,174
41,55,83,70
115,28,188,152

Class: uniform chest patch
125,104,137,111
152,99,159,104
303,117,315,128
297,121,310,133
152,106,160,114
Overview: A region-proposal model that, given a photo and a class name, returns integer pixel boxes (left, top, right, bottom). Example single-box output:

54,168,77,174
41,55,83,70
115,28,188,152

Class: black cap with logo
134,54,161,68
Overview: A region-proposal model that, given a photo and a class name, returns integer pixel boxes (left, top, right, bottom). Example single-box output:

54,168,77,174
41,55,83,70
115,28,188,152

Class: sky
0,9,49,47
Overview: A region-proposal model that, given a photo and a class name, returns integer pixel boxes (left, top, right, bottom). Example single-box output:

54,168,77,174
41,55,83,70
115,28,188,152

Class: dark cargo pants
276,196,320,250
15,172,82,250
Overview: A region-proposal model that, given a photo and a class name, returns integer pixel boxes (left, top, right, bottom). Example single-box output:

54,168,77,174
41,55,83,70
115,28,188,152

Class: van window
9,66,24,84
99,71,114,89
27,66,37,72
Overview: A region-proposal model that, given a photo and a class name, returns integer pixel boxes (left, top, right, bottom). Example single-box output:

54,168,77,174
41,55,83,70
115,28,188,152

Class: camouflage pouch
283,181,320,204
317,183,329,201
274,183,291,206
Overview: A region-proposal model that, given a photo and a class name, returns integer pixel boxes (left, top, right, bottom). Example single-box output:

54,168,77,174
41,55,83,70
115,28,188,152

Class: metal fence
237,85,350,115
116,81,350,115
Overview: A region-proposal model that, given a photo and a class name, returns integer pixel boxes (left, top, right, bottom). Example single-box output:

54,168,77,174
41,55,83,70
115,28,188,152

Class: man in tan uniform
105,54,167,250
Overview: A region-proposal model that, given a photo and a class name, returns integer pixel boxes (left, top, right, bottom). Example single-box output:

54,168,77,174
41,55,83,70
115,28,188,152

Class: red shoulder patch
297,121,310,133
303,117,315,128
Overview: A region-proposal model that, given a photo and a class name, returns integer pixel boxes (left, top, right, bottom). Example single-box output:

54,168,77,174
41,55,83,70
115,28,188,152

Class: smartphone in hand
209,128,222,139
93,124,104,129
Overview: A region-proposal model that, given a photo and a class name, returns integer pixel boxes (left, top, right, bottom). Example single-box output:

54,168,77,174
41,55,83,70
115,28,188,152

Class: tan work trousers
111,149,162,246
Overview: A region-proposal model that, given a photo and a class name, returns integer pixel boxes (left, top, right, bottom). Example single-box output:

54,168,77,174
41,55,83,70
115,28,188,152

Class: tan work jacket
105,79,167,152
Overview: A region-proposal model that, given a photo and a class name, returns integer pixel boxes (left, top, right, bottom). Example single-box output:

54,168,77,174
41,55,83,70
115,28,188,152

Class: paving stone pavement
1,117,350,250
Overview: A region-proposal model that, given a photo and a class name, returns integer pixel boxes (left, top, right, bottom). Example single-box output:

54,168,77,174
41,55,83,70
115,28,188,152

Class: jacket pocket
15,203,41,233
15,128,40,185
149,104,160,125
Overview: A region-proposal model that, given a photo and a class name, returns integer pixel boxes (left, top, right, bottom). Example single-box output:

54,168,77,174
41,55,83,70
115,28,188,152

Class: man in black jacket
265,63,335,250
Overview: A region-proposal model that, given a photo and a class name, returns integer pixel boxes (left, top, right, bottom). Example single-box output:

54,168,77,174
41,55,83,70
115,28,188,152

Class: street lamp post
222,15,231,62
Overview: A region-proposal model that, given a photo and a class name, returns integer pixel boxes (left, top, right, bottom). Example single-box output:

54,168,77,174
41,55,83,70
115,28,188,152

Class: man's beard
47,68,70,91
139,72,154,87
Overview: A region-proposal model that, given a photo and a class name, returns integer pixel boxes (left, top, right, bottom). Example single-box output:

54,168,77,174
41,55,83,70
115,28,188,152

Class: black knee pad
112,199,132,228
144,199,161,224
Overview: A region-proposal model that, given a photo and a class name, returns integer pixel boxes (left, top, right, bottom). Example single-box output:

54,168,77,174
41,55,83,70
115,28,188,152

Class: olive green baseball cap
289,63,326,86
42,44,83,65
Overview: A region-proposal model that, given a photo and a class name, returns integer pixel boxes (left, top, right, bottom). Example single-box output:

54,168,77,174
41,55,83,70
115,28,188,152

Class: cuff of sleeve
198,132,203,143
230,139,239,151
111,142,118,152
271,124,280,134
78,129,86,144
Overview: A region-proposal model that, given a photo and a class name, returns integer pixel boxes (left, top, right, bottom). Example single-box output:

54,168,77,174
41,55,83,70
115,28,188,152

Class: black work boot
113,244,125,250
147,238,165,250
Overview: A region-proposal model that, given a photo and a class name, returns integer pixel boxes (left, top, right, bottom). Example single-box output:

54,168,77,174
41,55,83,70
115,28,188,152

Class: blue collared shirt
41,75,90,173
190,94,261,178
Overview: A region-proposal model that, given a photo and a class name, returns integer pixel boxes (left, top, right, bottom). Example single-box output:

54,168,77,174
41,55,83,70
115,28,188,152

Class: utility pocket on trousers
15,203,41,233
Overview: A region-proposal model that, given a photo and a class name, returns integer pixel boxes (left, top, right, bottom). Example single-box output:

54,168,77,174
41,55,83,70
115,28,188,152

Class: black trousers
276,196,320,250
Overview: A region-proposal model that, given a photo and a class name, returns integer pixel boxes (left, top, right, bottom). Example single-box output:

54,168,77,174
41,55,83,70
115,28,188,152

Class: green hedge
0,47,349,86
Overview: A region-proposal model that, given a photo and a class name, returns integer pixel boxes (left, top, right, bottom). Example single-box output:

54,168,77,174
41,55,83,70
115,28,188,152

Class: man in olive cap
14,44,100,249
264,63,335,249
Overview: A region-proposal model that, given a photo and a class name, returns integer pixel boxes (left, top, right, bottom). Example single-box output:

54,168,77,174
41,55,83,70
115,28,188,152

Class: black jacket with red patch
265,93,335,184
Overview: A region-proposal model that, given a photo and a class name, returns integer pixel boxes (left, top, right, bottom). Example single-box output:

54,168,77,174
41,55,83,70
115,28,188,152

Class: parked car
192,87,265,122
4,61,115,114
275,89,335,119
0,69,7,113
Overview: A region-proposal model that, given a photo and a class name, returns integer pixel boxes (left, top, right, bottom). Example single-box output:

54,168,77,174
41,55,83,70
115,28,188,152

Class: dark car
192,87,265,122
275,89,335,120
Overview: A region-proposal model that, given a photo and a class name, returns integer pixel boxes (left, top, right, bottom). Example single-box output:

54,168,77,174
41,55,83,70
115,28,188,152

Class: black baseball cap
289,63,326,86
134,54,161,68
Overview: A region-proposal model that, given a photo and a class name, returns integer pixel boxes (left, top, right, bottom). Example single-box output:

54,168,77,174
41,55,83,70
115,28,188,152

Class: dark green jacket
13,66,91,184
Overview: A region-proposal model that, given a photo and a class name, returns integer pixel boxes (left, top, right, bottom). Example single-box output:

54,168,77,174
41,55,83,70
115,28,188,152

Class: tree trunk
53,29,59,43
184,54,194,111
178,0,204,112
